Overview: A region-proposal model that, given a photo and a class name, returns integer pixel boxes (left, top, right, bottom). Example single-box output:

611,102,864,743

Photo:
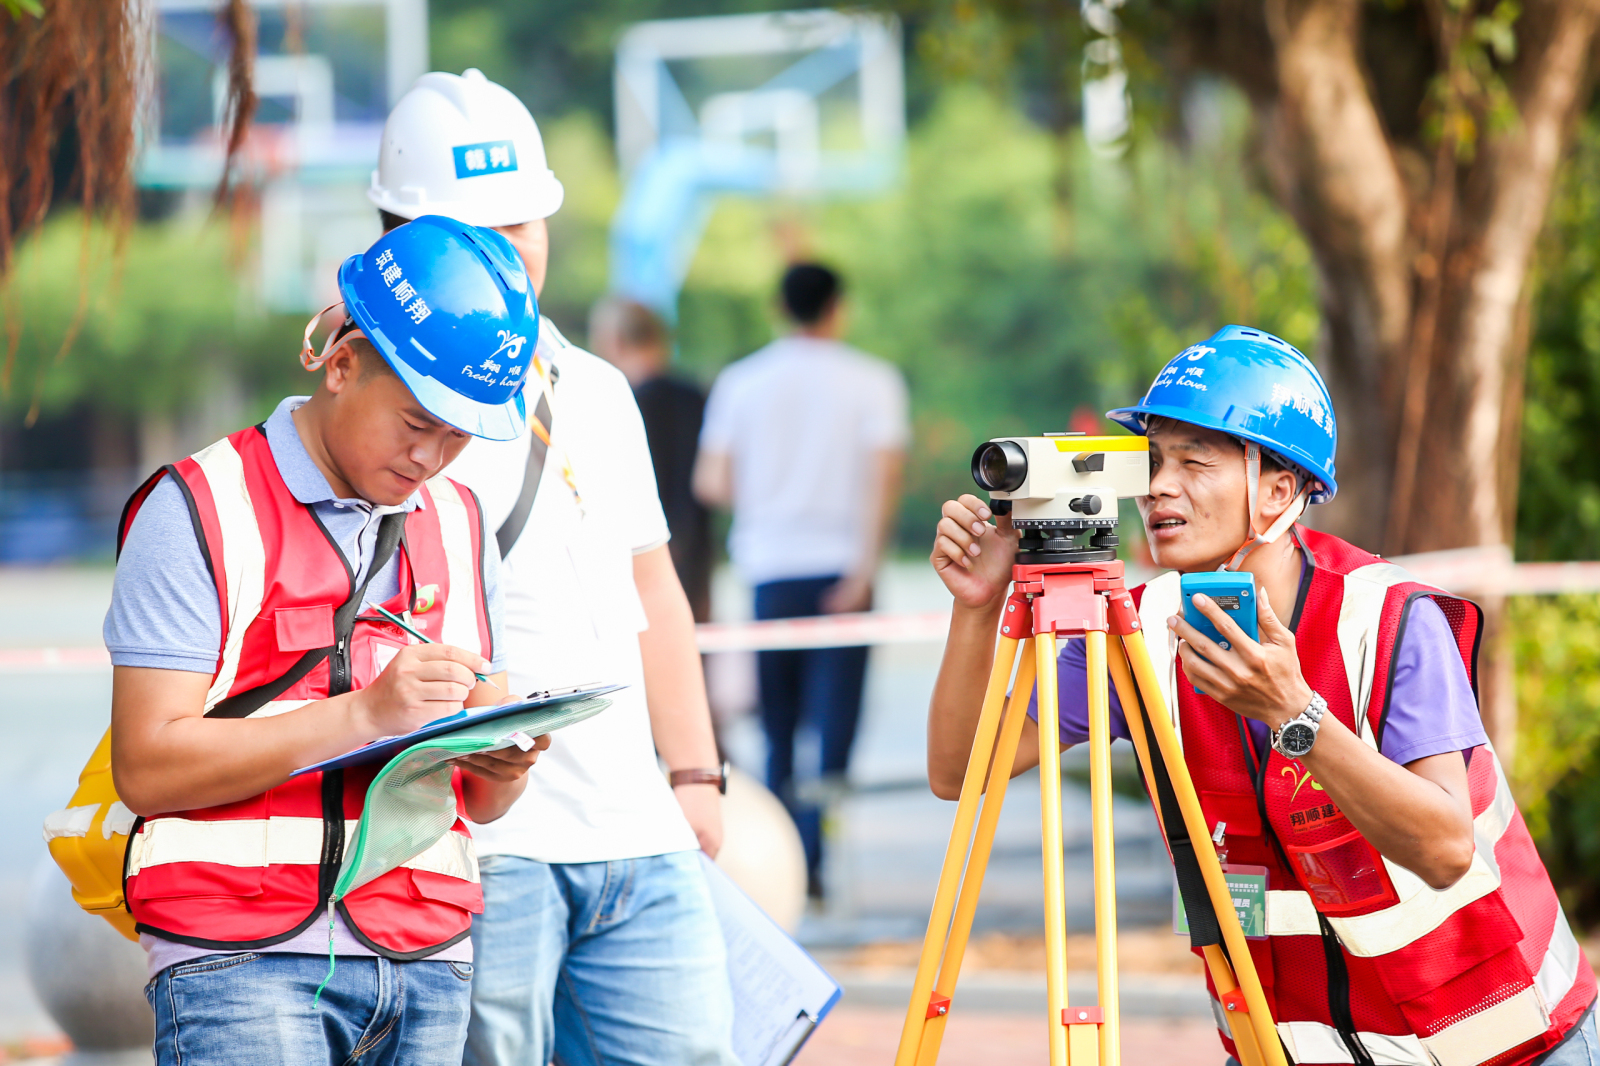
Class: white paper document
699,854,842,1066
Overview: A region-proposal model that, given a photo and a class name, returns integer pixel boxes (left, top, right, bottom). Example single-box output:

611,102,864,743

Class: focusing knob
1070,495,1103,516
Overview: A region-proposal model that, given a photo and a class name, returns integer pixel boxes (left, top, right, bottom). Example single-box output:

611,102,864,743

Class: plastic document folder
290,684,624,776
699,853,842,1066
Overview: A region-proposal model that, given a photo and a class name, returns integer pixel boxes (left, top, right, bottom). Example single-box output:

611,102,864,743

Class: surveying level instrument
896,434,1285,1066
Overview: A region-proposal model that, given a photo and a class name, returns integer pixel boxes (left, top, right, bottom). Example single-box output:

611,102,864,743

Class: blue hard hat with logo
337,214,538,441
1106,324,1339,503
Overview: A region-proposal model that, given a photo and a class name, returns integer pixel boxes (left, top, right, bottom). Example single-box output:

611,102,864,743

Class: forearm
1299,716,1475,888
112,675,378,815
638,562,719,771
929,601,1024,797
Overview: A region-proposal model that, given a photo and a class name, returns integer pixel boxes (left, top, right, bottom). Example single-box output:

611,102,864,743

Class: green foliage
1511,594,1600,924
0,216,305,427
658,84,1318,542
1518,112,1600,562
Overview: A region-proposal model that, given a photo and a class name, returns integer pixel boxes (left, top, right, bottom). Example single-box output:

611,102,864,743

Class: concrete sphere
713,767,807,932
25,859,152,1066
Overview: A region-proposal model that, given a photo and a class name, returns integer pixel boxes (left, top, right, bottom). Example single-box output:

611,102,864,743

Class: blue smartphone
1180,572,1258,692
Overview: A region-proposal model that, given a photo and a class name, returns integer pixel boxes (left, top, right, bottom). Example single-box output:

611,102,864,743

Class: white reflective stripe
190,438,267,712
1536,905,1583,1011
1266,889,1321,936
127,817,478,883
426,476,483,658
403,831,479,883
1136,570,1183,745
42,804,97,841
1420,985,1548,1066
1276,1021,1430,1065
1337,565,1402,748
249,699,314,720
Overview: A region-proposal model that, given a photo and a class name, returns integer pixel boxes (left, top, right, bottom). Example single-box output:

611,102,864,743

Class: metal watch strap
669,763,729,795
1272,691,1327,756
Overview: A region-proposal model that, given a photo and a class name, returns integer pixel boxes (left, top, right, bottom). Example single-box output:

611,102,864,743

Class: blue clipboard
289,683,625,776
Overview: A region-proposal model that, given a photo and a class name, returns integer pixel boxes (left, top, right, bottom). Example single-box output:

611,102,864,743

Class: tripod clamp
998,558,1142,643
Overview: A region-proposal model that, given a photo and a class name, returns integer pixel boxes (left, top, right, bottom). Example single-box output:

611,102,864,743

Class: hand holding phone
1180,572,1258,692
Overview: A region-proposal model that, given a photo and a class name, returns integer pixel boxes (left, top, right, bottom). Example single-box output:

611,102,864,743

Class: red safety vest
1131,527,1594,1066
117,424,493,958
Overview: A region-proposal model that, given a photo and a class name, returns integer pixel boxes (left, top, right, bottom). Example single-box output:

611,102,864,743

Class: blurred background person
694,262,908,900
591,296,714,622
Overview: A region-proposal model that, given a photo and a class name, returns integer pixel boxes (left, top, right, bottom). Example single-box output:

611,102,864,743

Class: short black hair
380,209,408,233
780,263,842,325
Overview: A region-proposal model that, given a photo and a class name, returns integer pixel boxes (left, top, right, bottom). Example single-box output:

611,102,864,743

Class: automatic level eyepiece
971,440,1027,493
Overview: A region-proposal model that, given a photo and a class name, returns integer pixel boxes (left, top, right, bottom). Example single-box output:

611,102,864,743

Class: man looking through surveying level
927,325,1597,1065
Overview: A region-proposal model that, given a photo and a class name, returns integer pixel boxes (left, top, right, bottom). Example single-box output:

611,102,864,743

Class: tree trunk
1205,0,1600,750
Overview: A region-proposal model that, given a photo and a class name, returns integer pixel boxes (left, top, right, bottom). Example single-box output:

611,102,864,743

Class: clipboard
290,683,624,776
698,853,842,1066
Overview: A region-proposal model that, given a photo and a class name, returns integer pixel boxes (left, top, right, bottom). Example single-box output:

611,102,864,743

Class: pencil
370,603,497,687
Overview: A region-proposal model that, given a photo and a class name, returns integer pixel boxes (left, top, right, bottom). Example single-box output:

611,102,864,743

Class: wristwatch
669,761,730,795
1271,692,1327,759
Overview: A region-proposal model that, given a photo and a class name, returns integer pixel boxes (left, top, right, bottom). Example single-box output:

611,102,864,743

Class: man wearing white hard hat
370,69,737,1066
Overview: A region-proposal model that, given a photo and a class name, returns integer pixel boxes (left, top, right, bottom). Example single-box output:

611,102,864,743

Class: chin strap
1224,441,1310,572
300,301,356,371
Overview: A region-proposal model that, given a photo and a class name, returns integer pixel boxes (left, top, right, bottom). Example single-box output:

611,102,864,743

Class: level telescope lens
972,440,1028,493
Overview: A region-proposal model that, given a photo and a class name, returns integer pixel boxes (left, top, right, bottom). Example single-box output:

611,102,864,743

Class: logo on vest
1281,764,1324,802
414,584,439,614
1282,764,1345,830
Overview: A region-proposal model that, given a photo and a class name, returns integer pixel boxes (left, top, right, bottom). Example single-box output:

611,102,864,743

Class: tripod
894,555,1286,1066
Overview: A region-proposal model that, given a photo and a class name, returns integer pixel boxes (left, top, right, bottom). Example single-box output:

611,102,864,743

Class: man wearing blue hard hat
925,327,1597,1065
105,216,547,1066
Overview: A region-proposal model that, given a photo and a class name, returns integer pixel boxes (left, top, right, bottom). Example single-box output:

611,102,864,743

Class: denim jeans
1221,1006,1599,1065
753,575,870,882
145,951,472,1066
464,850,738,1066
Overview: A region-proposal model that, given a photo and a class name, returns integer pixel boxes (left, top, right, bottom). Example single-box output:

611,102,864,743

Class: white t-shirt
699,336,910,585
445,320,699,864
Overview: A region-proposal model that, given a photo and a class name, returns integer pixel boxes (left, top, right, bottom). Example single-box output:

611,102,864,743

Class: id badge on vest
1174,864,1269,940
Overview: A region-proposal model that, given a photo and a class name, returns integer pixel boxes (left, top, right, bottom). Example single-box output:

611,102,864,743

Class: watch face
1279,722,1316,757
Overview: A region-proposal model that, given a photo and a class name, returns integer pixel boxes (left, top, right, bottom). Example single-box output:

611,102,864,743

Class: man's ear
321,344,361,396
1257,467,1301,525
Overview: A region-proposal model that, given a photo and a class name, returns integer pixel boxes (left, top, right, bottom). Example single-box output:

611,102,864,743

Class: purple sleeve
1026,637,1132,747
1378,598,1489,765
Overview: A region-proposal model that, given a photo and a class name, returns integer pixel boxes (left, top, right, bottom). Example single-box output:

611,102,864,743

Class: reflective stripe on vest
127,818,478,884
1135,529,1593,1064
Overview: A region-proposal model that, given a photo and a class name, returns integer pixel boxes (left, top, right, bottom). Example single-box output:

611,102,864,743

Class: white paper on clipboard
698,853,842,1066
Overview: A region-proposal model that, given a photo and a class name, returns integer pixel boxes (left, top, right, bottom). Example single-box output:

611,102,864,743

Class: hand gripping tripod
895,555,1287,1066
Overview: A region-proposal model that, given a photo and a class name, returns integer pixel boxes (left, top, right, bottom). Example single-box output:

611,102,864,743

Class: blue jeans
754,575,870,882
146,951,471,1066
1221,1006,1599,1065
464,851,738,1066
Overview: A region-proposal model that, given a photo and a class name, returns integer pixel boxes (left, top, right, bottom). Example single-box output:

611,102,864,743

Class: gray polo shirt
105,395,500,975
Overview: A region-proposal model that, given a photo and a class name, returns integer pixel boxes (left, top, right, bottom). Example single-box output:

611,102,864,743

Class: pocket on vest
408,868,484,915
274,605,335,652
128,862,264,902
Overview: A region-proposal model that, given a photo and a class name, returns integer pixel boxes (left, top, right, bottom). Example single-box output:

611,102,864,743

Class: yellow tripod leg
1083,631,1119,1066
1035,632,1080,1066
1121,631,1286,1066
1107,640,1268,1066
895,635,1026,1066
913,649,1039,1066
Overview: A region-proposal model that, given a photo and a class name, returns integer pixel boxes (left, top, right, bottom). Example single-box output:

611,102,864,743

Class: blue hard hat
1106,325,1339,503
338,215,537,441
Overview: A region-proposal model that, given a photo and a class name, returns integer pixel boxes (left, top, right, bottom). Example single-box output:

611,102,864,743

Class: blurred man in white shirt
695,263,908,898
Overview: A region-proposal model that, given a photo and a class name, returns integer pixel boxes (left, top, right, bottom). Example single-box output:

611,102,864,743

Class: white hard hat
369,68,565,228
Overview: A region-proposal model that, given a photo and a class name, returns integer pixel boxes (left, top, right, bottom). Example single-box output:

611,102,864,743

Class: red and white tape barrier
6,545,1600,671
